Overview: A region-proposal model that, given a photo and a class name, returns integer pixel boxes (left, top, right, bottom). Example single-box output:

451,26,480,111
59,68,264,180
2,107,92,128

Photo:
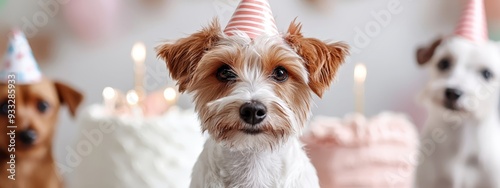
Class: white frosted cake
69,104,204,188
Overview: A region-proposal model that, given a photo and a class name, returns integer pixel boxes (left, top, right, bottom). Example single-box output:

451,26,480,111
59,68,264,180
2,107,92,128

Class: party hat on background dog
224,0,279,39
0,28,42,84
454,0,488,43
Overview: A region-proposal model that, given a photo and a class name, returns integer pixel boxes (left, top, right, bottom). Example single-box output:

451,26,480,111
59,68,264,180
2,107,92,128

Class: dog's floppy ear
417,38,442,66
156,19,222,92
54,81,83,117
284,20,349,97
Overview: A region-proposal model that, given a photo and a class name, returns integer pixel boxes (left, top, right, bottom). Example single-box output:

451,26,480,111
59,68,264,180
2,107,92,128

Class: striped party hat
0,28,42,84
454,0,488,43
224,0,279,39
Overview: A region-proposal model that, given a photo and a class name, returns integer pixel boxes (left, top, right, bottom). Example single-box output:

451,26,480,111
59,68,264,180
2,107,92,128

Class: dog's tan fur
157,19,348,187
284,21,348,97
0,78,82,188
157,20,348,147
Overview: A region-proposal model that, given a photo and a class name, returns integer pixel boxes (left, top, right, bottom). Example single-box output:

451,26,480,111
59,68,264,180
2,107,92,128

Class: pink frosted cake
301,112,418,188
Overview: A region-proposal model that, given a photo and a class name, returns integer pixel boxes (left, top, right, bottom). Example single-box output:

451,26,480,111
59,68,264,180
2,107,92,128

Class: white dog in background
414,36,500,188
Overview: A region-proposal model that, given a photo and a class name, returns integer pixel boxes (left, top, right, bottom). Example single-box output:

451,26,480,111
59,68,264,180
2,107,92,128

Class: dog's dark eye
216,65,237,82
437,58,451,71
0,101,8,115
481,69,493,81
272,66,288,82
37,101,50,113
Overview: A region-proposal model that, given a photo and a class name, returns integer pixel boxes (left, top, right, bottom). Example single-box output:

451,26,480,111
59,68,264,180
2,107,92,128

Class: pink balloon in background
63,0,120,40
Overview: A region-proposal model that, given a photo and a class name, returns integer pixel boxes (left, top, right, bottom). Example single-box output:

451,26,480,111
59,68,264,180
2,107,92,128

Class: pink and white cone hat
454,0,488,43
224,0,279,39
0,28,42,84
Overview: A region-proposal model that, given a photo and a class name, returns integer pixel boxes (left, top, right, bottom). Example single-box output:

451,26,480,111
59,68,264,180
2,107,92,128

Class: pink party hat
454,0,488,42
224,0,279,39
0,28,42,84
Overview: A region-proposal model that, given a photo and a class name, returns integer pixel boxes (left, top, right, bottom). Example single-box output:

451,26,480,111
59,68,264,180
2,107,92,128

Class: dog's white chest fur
416,113,500,188
190,138,319,188
219,147,281,187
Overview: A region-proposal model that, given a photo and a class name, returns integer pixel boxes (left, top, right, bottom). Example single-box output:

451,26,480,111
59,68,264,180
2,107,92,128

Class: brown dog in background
0,77,83,188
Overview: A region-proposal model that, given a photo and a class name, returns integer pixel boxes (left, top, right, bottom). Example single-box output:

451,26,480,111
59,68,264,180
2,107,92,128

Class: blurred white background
1,0,499,184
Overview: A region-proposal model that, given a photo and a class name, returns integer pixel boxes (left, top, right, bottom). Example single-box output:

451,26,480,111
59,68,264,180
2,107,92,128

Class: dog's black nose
445,88,463,101
239,101,267,125
19,130,37,145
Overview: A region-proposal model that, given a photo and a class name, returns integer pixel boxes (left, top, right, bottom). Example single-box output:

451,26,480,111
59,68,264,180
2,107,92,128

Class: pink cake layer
302,112,418,188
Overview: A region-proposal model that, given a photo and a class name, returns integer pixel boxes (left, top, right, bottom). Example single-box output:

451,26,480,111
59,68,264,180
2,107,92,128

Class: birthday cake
69,104,204,188
302,112,418,188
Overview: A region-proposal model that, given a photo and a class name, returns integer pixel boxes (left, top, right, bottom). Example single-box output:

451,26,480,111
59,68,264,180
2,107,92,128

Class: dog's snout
19,129,37,145
239,101,267,125
445,88,463,101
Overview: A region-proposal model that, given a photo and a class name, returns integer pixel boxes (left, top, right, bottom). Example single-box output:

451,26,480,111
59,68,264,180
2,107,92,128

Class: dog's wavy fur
157,19,348,187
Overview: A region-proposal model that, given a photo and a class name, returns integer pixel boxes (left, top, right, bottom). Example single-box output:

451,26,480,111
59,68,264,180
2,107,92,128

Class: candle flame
163,87,177,102
102,87,116,99
131,42,146,63
126,90,139,105
354,63,367,83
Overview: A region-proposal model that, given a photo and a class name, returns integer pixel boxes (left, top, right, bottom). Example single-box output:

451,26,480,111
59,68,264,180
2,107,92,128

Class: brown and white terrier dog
157,19,348,187
0,78,83,188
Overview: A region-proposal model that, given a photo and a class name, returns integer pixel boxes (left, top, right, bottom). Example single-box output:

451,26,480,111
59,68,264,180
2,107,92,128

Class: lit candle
354,63,367,114
131,42,146,104
126,90,139,106
126,90,142,117
163,87,177,105
102,87,116,114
